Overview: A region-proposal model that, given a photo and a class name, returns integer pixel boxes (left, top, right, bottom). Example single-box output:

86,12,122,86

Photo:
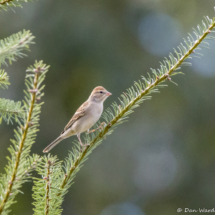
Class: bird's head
89,86,112,103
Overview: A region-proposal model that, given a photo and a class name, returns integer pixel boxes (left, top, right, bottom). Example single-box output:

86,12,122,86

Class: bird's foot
87,122,106,134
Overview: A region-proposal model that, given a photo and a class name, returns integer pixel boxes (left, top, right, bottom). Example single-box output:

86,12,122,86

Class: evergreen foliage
0,61,49,215
31,16,215,214
0,1,215,214
0,30,34,125
0,0,45,214
0,0,33,11
0,70,9,90
0,30,34,66
32,155,64,215
0,99,23,124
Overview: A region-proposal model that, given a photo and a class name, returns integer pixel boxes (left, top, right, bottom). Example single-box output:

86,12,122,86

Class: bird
43,86,112,153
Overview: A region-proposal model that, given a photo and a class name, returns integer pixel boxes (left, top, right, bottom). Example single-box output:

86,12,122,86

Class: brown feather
92,86,106,92
61,86,108,134
90,86,107,98
61,100,89,133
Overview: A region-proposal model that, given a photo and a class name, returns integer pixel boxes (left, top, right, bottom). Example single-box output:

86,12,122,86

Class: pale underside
61,100,103,138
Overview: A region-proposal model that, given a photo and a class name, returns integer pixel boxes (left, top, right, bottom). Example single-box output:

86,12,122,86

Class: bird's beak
106,92,112,96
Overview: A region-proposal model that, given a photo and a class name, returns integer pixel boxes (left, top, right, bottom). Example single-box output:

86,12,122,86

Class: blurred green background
1,0,215,214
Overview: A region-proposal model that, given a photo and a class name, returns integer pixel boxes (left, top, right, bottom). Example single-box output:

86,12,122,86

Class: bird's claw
87,122,106,134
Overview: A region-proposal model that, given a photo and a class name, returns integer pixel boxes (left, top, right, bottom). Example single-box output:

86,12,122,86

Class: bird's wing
61,100,89,134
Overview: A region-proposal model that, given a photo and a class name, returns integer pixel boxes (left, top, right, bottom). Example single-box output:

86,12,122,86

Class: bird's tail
43,136,62,153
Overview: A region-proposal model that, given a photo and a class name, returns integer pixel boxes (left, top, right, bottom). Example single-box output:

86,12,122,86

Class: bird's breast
73,102,103,134
88,102,103,123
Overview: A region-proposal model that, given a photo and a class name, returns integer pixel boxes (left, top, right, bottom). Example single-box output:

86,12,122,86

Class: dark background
1,0,215,214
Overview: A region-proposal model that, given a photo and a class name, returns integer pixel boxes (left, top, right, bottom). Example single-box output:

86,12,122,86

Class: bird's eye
100,91,103,94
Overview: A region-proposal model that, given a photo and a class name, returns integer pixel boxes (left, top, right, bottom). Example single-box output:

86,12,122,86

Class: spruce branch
0,98,23,124
0,0,33,11
0,30,34,66
15,154,41,183
23,154,41,176
45,160,51,215
0,0,13,6
0,70,9,90
0,61,49,215
54,15,215,201
32,156,64,215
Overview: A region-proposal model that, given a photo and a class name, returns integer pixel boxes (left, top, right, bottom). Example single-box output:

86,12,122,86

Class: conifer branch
0,70,9,90
16,154,41,183
45,160,51,215
55,15,215,201
32,156,64,215
0,0,13,5
0,30,34,66
23,154,41,177
0,67,39,214
0,0,33,11
0,99,23,124
0,61,49,215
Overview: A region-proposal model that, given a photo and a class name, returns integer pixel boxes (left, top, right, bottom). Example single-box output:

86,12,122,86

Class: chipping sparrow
43,86,111,153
